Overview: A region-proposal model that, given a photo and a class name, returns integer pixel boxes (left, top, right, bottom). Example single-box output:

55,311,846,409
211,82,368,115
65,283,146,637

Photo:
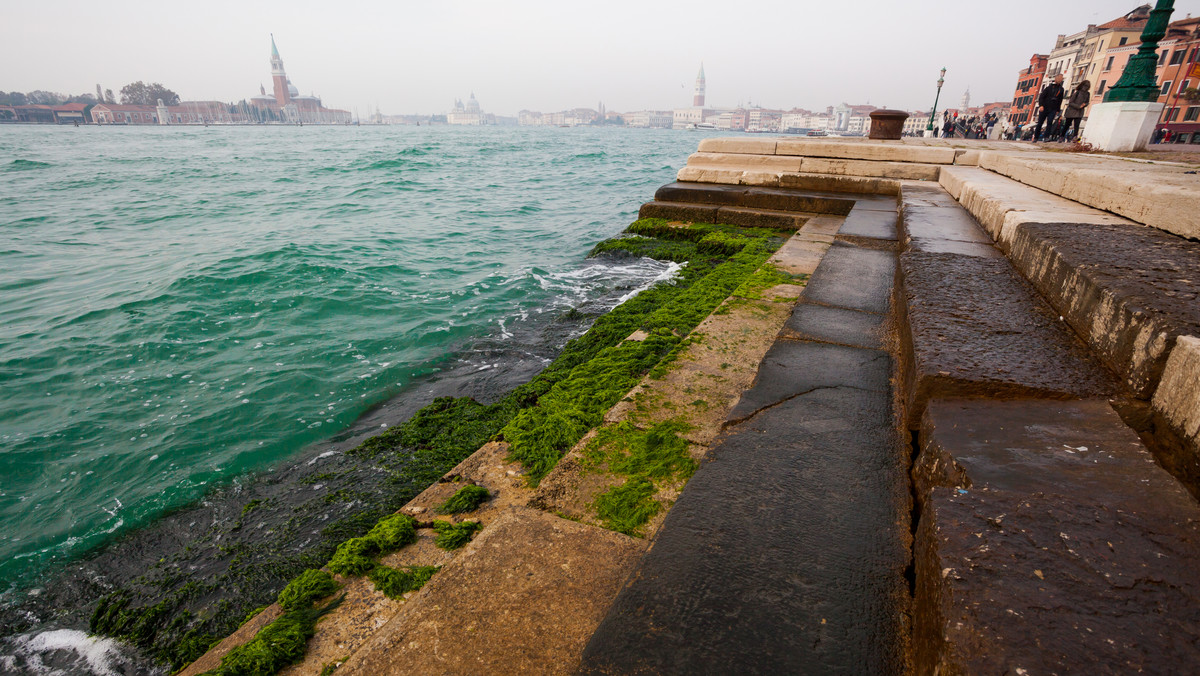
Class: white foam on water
1,628,142,676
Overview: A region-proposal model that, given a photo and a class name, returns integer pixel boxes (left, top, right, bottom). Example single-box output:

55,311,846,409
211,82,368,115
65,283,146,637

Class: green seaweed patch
733,264,806,300
432,520,484,550
241,605,268,626
697,231,747,256
369,564,440,599
326,513,418,576
583,421,697,481
200,597,343,676
438,484,490,514
594,477,662,536
276,569,338,612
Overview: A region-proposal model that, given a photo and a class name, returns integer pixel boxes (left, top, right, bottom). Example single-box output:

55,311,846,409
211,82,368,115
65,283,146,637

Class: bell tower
271,34,290,106
693,63,706,107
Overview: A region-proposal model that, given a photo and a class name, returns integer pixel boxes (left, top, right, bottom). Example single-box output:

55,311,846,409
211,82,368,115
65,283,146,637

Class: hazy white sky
4,0,1198,115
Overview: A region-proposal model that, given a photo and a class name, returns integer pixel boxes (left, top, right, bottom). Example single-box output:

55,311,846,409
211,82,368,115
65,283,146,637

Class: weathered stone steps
580,232,911,675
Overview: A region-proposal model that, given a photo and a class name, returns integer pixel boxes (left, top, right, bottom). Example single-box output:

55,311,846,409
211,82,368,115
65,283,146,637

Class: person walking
1034,74,1065,142
1064,80,1090,140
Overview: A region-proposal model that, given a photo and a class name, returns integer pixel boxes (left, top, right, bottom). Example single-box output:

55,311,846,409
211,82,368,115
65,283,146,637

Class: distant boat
805,130,828,137
695,122,717,130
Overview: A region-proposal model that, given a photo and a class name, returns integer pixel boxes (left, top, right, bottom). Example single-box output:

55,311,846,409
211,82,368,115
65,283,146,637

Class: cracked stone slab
728,340,891,424
900,250,1120,426
781,301,887,350
580,382,910,675
802,241,896,314
913,399,1200,675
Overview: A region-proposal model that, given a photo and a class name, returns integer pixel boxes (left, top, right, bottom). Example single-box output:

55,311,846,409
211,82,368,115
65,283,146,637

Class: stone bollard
868,110,909,140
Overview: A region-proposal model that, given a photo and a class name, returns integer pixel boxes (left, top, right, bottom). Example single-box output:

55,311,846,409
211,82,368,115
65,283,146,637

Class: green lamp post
926,67,947,133
1105,0,1175,102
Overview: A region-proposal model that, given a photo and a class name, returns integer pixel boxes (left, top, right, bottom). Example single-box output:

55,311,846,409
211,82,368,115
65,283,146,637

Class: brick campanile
693,63,706,107
270,34,290,106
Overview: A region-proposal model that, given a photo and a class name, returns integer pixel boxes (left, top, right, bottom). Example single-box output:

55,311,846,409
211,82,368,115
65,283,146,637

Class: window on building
1170,50,1187,66
1160,50,1170,65
1169,107,1181,122
1185,107,1200,122
1106,56,1115,71
1098,81,1107,94
1119,37,1128,46
1161,80,1173,96
1182,80,1193,94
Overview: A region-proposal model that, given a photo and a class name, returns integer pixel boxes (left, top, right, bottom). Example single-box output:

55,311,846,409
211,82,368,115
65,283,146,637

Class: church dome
288,81,299,97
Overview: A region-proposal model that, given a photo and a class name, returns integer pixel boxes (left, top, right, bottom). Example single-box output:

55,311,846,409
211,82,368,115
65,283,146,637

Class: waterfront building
245,35,351,124
1047,27,1093,93
902,111,933,136
447,93,493,125
1009,54,1049,126
91,101,240,125
1073,7,1151,108
624,110,673,128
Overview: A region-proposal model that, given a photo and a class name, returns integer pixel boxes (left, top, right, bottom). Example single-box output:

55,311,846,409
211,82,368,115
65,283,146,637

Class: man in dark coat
1034,74,1065,142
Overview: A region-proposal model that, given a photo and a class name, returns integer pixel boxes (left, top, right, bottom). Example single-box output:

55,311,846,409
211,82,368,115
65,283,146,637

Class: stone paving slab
900,185,1003,259
913,398,1200,675
778,171,902,196
579,359,910,675
774,139,958,165
781,301,887,350
1005,220,1200,400
801,241,895,314
899,250,1119,427
339,507,644,676
839,206,899,241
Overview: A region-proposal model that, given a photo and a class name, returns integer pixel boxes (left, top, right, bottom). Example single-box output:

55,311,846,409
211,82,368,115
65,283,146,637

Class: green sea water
0,124,712,592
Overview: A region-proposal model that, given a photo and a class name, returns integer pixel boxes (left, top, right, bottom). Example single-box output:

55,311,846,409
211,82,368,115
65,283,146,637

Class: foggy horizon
4,0,1199,117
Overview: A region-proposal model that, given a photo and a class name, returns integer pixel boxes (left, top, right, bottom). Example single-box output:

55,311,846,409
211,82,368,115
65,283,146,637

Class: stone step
697,136,965,165
686,151,943,181
653,181,856,214
896,183,1121,428
975,150,1200,240
912,398,1200,675
579,237,910,675
337,507,644,676
637,200,808,229
677,164,905,194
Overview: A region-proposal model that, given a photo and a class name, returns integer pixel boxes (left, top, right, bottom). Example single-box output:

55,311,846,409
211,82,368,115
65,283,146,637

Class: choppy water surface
0,124,708,595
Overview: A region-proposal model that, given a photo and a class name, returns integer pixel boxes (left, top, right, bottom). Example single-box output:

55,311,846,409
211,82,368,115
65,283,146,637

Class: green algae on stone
583,421,697,481
200,596,343,676
438,484,490,514
432,520,484,550
368,564,440,599
276,569,338,612
594,477,662,536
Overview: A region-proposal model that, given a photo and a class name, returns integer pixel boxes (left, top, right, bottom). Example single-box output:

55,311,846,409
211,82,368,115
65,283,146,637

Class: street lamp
926,67,947,136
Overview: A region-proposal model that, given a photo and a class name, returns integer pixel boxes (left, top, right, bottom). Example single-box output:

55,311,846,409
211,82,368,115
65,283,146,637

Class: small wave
0,629,144,676
5,159,51,171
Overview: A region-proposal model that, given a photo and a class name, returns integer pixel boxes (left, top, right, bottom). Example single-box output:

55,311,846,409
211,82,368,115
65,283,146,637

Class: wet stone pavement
579,226,912,674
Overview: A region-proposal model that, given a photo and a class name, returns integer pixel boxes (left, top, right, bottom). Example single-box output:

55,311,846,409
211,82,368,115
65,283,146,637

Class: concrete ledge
778,171,902,195
977,151,1200,240
913,399,1200,675
775,139,958,164
653,182,855,215
686,152,803,172
638,200,719,223
799,156,941,181
1004,221,1200,398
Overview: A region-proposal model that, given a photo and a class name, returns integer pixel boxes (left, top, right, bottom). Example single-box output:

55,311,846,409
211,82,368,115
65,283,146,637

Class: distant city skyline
4,0,1200,117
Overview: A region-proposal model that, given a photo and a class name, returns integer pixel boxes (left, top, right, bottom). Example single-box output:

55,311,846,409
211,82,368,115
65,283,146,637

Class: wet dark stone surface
900,184,960,209
1007,220,1200,398
782,301,886,350
653,182,855,215
580,354,910,675
899,250,1119,426
899,188,999,258
839,206,899,241
714,205,806,230
913,398,1200,675
638,201,719,223
802,242,895,314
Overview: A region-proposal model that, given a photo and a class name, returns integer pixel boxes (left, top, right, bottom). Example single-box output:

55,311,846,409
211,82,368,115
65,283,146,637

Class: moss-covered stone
437,484,490,514
368,565,439,599
276,569,337,612
432,520,484,550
